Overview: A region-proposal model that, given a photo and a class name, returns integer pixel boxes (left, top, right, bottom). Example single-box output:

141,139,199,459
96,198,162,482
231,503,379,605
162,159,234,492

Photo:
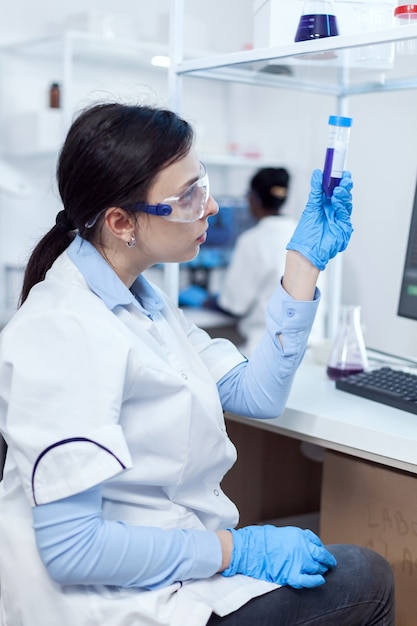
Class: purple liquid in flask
326,364,364,381
295,14,339,41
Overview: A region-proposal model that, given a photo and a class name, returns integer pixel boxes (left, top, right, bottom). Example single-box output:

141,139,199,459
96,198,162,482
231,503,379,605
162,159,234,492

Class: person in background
0,102,394,626
218,166,326,356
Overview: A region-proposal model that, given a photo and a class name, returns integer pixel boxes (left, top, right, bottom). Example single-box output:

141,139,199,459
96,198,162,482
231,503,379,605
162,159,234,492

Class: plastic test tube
322,115,352,198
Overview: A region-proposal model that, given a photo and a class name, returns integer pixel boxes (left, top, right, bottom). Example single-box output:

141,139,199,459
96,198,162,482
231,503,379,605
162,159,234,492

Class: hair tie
55,210,76,232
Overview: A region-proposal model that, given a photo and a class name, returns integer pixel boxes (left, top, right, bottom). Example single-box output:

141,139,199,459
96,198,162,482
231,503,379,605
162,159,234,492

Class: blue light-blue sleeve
217,281,320,419
32,485,222,588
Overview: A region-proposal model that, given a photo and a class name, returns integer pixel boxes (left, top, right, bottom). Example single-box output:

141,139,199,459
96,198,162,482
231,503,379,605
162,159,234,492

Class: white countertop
226,353,417,474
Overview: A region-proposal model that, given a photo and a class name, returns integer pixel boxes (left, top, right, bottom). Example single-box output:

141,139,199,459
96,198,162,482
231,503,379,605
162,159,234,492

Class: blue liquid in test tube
322,115,352,198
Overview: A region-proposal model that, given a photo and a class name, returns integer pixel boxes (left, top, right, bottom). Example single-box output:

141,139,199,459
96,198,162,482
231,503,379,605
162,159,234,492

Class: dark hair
250,167,290,212
20,102,194,304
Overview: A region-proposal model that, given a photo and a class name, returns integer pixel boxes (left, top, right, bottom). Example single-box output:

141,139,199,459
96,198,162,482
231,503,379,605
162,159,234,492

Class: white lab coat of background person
219,214,297,355
218,214,327,356
0,248,281,626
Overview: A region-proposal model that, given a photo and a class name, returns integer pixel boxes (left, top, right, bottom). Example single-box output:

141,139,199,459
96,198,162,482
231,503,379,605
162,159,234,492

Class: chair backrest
0,436,6,480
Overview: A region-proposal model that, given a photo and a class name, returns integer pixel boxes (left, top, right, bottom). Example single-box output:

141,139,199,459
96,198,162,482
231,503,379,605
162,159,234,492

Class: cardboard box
320,449,417,626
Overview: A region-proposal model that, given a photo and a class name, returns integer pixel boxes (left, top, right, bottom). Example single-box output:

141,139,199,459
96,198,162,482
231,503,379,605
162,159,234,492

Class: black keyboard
335,367,417,415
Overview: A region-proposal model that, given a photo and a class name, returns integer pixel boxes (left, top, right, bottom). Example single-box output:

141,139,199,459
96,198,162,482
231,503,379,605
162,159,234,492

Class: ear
103,207,135,242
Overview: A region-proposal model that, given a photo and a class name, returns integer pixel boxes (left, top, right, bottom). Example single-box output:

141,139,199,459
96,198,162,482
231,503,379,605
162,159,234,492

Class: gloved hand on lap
221,525,337,589
286,169,353,271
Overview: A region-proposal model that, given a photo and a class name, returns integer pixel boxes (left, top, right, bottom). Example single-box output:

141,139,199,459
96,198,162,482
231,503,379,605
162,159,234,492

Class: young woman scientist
0,103,394,625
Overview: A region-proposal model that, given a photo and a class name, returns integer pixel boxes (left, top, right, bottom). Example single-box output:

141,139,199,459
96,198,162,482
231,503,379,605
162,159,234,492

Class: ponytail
20,225,75,305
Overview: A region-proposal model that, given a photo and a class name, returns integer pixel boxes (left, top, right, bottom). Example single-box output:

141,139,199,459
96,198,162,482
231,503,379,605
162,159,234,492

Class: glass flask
295,0,340,42
326,305,369,381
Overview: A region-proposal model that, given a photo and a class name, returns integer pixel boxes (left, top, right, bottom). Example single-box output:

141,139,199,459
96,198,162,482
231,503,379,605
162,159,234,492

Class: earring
126,235,136,248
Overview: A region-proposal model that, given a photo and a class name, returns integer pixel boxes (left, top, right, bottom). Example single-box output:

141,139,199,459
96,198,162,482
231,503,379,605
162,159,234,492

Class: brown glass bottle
49,82,60,109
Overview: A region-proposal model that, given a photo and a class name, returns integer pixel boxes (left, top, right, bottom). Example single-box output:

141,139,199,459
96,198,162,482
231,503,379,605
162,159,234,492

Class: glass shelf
0,31,171,70
175,25,417,96
0,30,216,72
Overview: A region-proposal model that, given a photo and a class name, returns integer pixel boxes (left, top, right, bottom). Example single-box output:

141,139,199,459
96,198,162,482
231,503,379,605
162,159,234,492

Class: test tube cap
328,115,353,127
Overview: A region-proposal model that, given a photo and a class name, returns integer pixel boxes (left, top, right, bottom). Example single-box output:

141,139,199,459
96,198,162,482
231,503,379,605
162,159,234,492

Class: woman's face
133,149,219,271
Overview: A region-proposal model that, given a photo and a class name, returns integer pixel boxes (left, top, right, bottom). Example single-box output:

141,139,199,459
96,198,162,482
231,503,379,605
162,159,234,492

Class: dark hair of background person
250,167,290,213
20,102,194,305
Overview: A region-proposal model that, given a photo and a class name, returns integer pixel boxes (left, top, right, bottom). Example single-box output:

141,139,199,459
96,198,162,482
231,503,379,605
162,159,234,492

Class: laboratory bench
221,351,417,625
226,352,417,474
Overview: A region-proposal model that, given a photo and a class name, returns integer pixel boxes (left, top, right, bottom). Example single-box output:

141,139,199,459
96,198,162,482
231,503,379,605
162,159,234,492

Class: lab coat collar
66,235,163,315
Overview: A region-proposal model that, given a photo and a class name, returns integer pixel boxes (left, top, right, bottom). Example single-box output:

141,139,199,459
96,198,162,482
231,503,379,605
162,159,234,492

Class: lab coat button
287,308,295,317
181,373,188,380
213,489,220,496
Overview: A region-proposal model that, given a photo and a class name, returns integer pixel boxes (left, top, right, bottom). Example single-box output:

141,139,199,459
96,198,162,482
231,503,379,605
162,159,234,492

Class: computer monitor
184,196,256,271
398,177,417,320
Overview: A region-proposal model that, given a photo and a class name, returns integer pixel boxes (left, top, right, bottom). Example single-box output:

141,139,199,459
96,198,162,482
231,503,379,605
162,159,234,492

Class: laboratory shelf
0,32,170,74
0,30,213,71
174,24,417,96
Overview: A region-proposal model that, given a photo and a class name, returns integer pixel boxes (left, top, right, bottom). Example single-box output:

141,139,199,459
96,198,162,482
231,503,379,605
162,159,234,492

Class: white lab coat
0,251,278,626
218,215,326,355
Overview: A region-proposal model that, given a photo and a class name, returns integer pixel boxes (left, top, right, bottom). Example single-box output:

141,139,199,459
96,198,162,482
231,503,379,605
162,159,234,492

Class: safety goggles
85,162,209,229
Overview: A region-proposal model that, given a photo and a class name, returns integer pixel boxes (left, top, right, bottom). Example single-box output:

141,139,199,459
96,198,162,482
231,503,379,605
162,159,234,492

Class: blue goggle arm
127,203,172,217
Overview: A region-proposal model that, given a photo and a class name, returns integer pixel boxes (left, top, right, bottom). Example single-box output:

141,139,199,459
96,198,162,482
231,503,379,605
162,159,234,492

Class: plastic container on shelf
352,1,396,65
394,4,417,54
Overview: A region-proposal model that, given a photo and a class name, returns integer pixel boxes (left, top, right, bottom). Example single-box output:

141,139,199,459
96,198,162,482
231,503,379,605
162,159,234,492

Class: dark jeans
207,545,395,625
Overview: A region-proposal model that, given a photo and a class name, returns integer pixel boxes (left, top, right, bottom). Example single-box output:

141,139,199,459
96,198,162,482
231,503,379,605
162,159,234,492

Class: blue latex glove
286,169,353,271
221,525,337,589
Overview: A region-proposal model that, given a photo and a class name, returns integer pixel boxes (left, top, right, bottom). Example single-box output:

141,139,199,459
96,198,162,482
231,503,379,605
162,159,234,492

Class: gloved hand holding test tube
286,114,353,270
322,115,352,198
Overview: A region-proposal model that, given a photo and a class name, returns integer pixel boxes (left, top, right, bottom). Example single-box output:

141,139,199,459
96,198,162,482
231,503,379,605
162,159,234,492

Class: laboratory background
0,0,416,361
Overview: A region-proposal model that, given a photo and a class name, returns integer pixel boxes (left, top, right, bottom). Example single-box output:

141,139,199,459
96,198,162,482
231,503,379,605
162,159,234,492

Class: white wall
1,0,417,360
